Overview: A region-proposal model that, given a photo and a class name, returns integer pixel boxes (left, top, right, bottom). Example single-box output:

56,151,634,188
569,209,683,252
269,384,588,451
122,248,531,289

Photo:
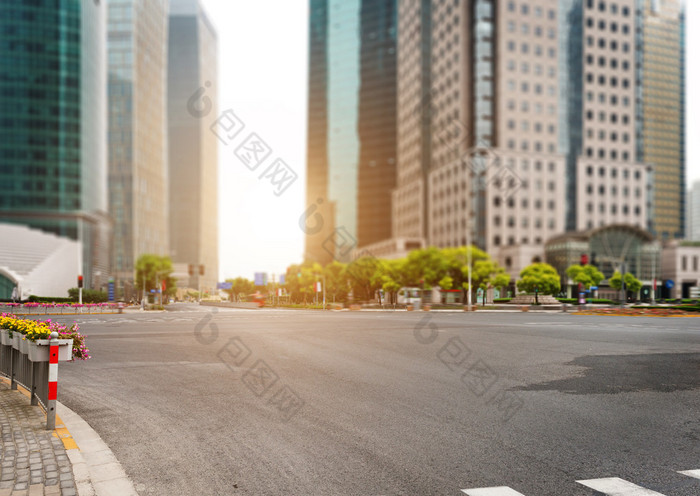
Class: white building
660,241,700,299
0,224,80,300
687,180,700,241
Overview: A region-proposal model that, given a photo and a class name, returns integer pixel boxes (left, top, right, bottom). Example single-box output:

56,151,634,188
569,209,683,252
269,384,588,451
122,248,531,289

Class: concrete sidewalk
0,382,136,496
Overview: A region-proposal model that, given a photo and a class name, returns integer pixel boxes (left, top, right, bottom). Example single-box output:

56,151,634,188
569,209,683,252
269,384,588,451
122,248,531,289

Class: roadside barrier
0,332,70,429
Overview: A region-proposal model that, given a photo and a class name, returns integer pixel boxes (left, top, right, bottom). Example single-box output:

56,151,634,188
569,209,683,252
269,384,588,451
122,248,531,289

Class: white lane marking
462,487,526,496
679,470,700,480
576,477,667,495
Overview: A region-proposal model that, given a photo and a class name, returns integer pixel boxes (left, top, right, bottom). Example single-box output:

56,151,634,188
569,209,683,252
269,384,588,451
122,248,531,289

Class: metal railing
0,335,59,429
0,304,119,316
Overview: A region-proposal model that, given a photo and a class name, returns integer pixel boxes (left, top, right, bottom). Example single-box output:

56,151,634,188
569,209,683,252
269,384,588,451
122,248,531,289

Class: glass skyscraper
306,0,397,264
167,0,219,295
107,0,170,299
0,0,110,290
640,0,685,240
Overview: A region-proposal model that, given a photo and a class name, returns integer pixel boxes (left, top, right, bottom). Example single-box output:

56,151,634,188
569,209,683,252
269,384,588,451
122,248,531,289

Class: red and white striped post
46,331,58,430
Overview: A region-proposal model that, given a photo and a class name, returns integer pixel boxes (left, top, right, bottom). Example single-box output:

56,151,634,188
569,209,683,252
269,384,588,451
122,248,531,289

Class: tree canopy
517,263,561,295
135,254,176,298
609,271,642,293
566,264,605,288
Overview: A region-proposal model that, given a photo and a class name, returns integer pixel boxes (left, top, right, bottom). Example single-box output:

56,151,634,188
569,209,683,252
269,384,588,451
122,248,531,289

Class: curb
57,402,138,496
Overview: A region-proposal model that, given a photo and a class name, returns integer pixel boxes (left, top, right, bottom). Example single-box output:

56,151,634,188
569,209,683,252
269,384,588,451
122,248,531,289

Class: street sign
254,272,267,286
108,281,115,302
279,274,285,285
590,286,598,290
665,280,675,289
315,282,322,293
217,282,232,290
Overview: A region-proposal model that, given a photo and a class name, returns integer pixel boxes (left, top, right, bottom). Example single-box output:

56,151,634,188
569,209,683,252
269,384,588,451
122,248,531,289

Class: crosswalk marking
461,488,526,496
462,469,700,495
576,477,667,495
679,469,700,480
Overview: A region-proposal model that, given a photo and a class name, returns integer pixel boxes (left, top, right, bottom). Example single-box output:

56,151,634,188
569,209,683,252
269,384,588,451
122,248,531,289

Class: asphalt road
52,304,700,495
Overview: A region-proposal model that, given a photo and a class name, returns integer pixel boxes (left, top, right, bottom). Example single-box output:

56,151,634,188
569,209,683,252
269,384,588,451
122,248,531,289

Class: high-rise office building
640,0,685,240
0,0,111,292
393,0,567,277
305,0,398,264
107,0,170,299
563,0,652,232
388,0,683,277
167,0,218,294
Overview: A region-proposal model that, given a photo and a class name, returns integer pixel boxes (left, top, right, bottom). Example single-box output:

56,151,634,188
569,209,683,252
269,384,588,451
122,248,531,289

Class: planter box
27,339,74,362
0,329,11,346
12,333,21,350
406,305,414,311
18,336,29,354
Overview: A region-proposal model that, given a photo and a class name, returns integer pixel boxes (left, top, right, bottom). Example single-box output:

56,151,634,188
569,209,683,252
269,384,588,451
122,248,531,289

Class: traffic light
199,264,205,276
77,275,83,288
580,254,588,266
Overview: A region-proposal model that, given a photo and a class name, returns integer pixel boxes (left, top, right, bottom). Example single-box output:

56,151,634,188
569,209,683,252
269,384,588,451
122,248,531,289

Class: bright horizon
201,0,700,282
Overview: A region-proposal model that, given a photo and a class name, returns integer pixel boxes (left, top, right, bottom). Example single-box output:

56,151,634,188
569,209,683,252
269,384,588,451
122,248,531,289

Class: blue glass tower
306,0,398,263
0,0,110,290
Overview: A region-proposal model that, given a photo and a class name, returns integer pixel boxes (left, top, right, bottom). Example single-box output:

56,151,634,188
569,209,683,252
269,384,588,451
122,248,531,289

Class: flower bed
0,313,90,360
574,307,700,317
0,302,118,315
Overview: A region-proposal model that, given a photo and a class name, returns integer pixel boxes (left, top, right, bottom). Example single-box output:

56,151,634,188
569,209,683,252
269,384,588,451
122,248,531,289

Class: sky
200,0,699,282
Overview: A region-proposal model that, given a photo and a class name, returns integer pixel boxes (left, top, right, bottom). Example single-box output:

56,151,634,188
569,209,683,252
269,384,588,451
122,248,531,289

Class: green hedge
493,298,512,303
27,295,74,303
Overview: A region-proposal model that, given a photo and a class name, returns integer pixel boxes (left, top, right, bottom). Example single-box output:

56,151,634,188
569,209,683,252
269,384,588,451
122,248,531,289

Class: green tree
441,246,491,301
609,271,642,294
346,256,382,302
374,258,407,305
566,264,605,289
403,246,448,289
469,259,511,305
323,260,348,303
135,254,176,300
517,263,561,296
224,277,255,302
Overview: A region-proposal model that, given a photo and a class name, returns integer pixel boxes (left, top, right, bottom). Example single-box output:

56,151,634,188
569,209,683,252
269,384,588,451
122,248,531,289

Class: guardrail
0,332,66,429
0,304,119,316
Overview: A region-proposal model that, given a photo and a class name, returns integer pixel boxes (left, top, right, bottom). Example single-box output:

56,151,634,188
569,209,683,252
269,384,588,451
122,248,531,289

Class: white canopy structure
0,223,80,300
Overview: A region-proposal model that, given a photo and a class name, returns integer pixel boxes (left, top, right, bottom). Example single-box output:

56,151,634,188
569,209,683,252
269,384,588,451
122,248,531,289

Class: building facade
660,241,700,299
392,1,567,277
563,0,652,233
167,0,219,295
0,0,110,293
108,0,170,299
305,0,398,264
640,0,685,240
687,180,700,241
384,0,684,276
